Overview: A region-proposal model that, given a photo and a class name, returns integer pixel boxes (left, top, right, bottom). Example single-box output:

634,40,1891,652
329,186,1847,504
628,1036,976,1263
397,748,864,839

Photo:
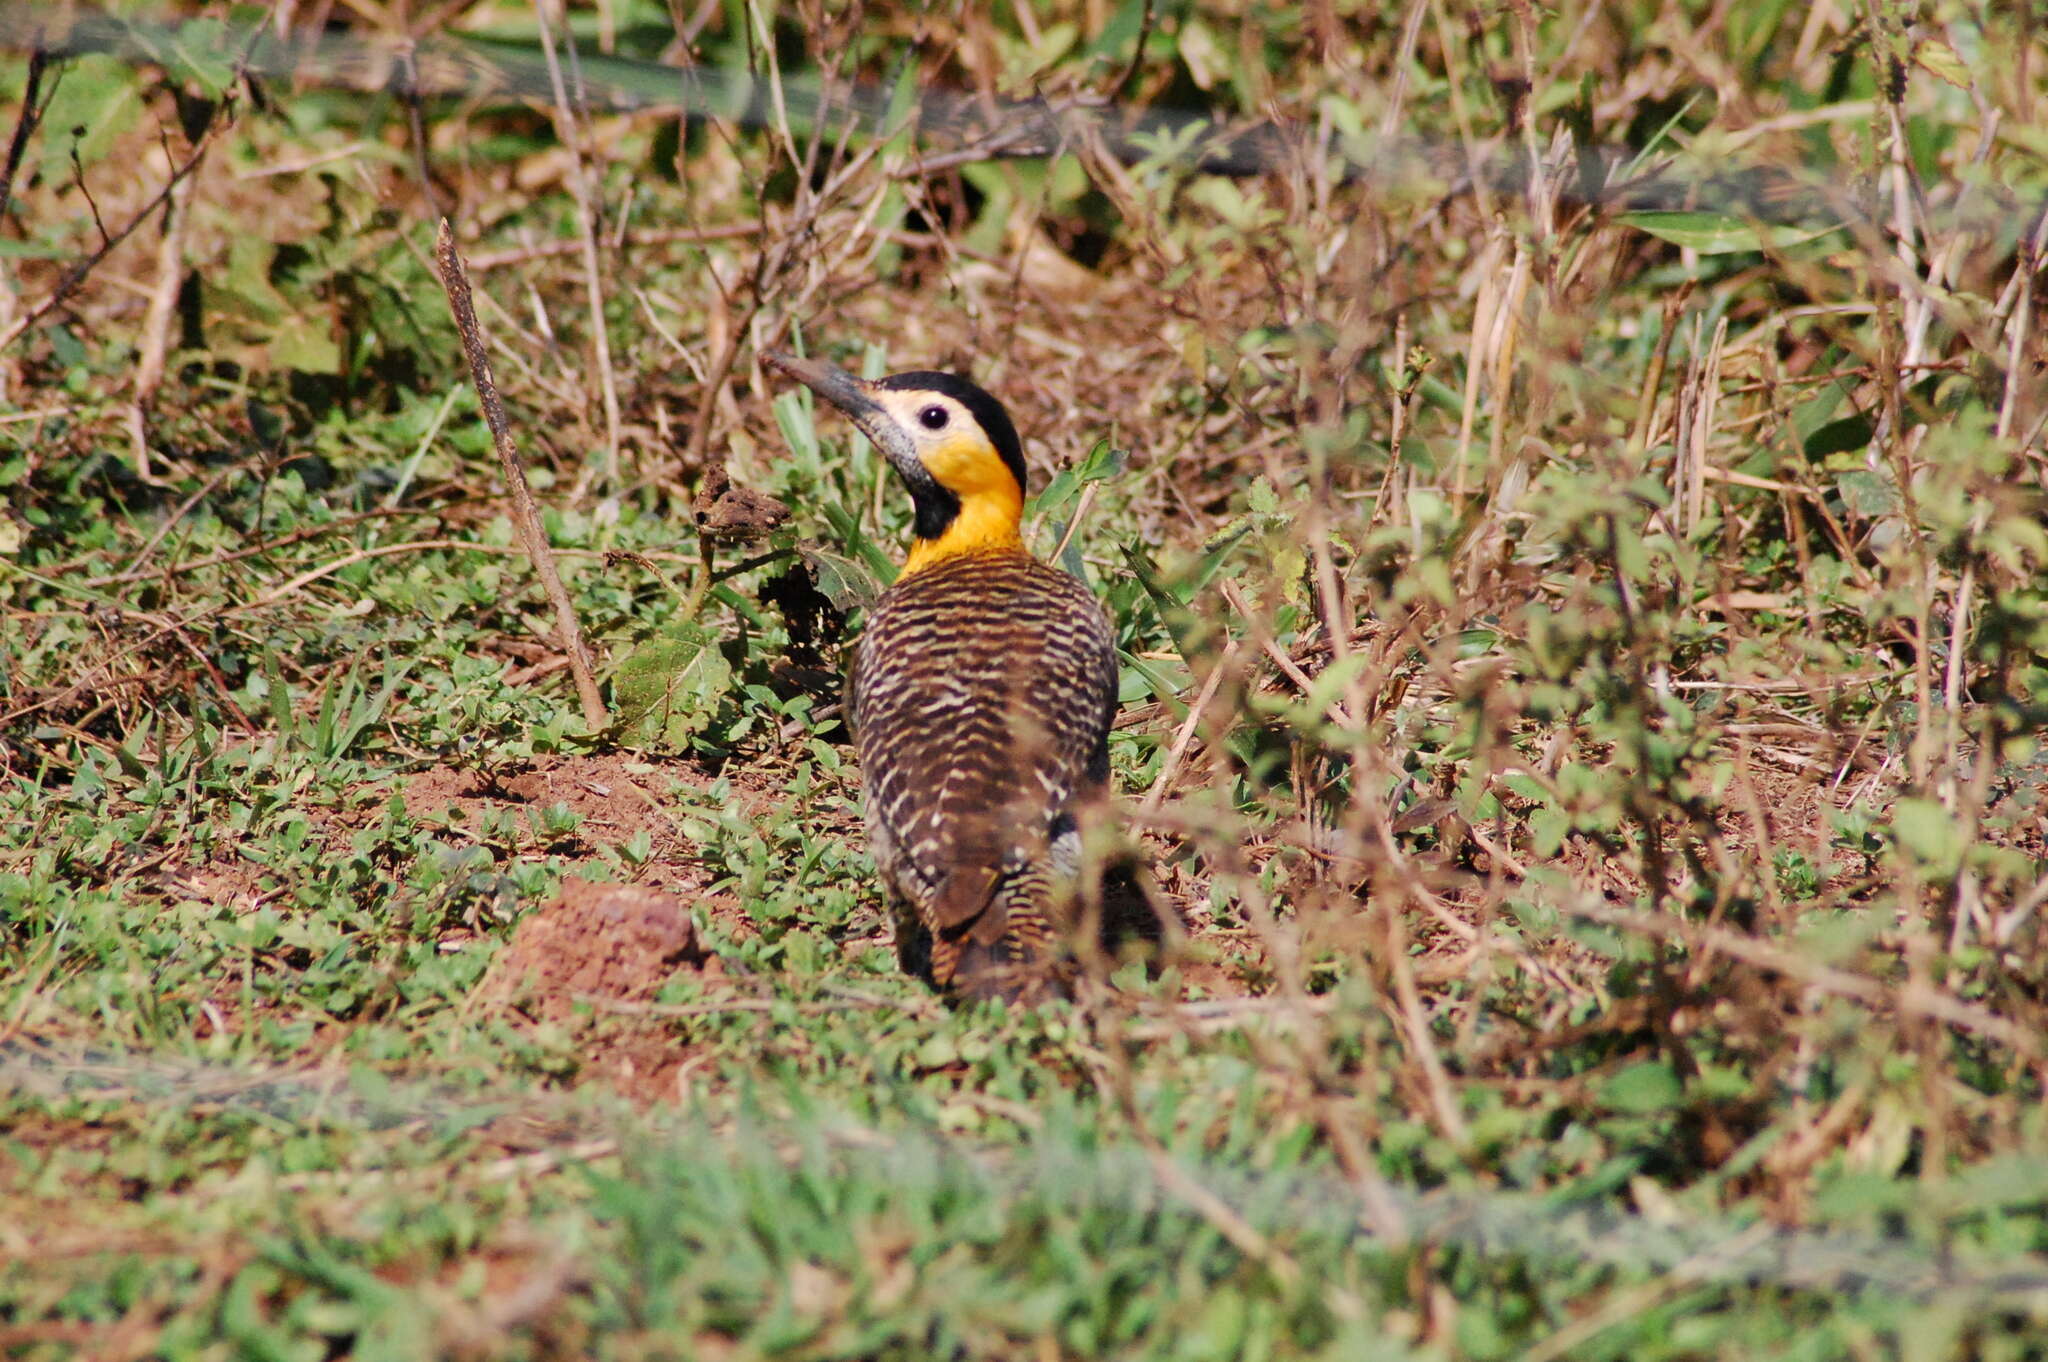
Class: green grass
4,0,2048,1357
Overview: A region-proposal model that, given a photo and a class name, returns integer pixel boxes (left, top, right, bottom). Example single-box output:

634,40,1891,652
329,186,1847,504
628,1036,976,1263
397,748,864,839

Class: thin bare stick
0,118,224,354
1218,578,1358,729
1049,479,1100,561
126,153,202,482
244,539,549,611
533,0,624,487
1378,0,1430,140
1141,644,1235,813
0,47,49,222
433,219,610,731
466,222,760,270
1628,282,1695,457
131,168,196,408
1382,903,1471,1148
1994,209,2047,441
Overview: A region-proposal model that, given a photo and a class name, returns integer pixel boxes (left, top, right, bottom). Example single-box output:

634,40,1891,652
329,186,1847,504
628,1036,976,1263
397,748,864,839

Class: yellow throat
901,431,1026,576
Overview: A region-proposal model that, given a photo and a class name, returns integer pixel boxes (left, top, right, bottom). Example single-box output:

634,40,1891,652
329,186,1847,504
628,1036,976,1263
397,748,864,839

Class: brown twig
433,219,610,732
0,116,225,355
0,46,49,223
465,222,761,271
1105,0,1157,106
126,148,202,481
533,0,624,487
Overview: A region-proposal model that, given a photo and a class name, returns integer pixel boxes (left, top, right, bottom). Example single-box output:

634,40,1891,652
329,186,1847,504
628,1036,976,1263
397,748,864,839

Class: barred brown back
849,546,1118,996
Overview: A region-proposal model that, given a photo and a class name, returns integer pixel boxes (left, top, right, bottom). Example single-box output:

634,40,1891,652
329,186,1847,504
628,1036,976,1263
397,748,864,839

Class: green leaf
1056,528,1088,584
1914,39,1972,90
1247,475,1280,517
1835,468,1898,517
1793,911,1882,965
272,325,343,376
1120,651,1191,720
38,55,141,174
1299,650,1373,724
797,542,882,612
1807,415,1874,460
612,622,734,752
156,18,242,95
1618,211,1845,255
1529,805,1570,858
1186,523,1253,597
1121,542,1203,662
821,504,896,585
1890,797,1962,873
1601,1060,1684,1114
1028,439,1124,529
1084,0,1153,63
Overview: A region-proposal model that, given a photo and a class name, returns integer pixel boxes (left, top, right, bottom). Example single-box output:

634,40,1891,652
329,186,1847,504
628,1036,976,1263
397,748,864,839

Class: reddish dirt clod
485,878,706,1019
482,878,715,1105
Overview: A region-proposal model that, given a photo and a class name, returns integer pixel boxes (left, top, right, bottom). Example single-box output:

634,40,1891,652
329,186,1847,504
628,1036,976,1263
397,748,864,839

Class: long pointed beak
762,352,881,420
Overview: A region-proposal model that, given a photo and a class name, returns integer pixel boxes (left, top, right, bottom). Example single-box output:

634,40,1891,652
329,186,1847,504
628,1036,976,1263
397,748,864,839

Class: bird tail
929,862,1062,1001
920,831,1178,1003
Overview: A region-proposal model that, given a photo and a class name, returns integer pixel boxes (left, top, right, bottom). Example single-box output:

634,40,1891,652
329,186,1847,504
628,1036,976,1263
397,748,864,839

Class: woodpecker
764,352,1140,1000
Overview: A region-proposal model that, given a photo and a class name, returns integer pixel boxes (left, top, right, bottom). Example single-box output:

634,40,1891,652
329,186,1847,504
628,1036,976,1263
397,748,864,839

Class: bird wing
851,556,1116,938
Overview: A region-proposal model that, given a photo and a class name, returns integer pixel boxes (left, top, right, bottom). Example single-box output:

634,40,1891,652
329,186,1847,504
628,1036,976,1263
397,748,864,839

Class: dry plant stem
395,226,570,406
1994,212,2048,441
126,162,202,481
1689,318,1727,529
1507,0,1554,242
1140,644,1235,813
1369,315,1414,529
466,222,760,270
1452,227,1506,507
1104,0,1156,104
684,315,752,473
1380,899,1471,1148
534,0,624,487
1378,0,1430,140
1511,1241,1745,1362
72,505,560,587
1217,579,1358,729
240,538,605,612
1085,1012,1325,1300
1048,480,1100,562
679,116,890,473
1629,282,1695,456
132,168,196,407
1566,897,2039,1061
0,116,225,354
1427,0,1494,221
0,46,48,222
395,47,446,219
433,220,609,732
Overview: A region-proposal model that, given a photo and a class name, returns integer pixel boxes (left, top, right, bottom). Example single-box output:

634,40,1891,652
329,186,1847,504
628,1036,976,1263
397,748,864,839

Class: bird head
764,353,1028,574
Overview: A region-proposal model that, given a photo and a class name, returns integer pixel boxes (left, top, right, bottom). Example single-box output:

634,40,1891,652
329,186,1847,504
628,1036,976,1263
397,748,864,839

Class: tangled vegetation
2,0,2046,1357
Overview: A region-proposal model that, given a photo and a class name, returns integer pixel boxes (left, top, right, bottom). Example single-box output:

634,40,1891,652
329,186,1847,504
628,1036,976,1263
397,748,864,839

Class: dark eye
918,405,949,431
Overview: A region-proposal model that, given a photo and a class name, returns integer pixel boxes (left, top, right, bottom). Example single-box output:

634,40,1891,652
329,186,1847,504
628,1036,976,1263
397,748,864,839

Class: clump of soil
484,878,707,1020
692,463,790,541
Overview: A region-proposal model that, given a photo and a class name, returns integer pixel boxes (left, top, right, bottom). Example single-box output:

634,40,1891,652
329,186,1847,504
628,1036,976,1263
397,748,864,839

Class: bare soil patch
399,752,713,893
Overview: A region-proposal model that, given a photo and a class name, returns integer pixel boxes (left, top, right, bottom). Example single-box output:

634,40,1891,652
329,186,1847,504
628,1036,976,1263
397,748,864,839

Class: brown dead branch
433,218,610,732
